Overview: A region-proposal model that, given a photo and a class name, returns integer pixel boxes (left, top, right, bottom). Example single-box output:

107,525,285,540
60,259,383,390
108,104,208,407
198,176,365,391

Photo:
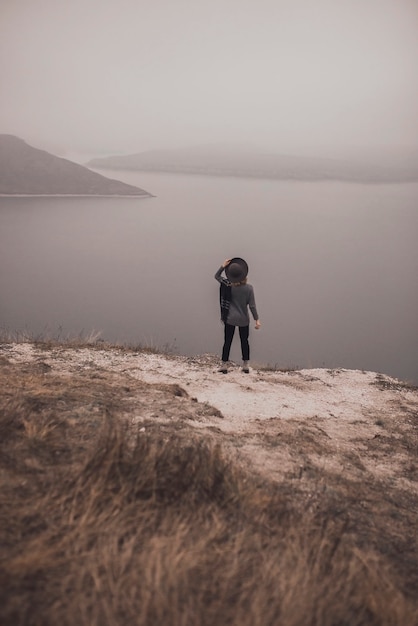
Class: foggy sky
1,0,417,157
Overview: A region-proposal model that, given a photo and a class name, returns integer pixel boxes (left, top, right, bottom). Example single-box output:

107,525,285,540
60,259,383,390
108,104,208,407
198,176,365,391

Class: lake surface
1,171,417,384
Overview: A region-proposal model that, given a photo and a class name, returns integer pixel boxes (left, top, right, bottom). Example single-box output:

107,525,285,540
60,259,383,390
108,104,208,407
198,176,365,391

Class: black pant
222,324,250,362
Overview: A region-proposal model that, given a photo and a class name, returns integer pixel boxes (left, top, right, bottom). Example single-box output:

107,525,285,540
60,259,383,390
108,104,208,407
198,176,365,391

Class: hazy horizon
1,0,417,159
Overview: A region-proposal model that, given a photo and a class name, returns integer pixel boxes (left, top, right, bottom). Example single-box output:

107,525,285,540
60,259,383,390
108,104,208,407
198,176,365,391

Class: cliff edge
1,341,417,625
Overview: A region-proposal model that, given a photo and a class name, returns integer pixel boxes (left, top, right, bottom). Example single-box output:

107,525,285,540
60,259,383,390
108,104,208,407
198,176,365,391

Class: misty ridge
1,133,417,194
0,135,151,197
87,143,418,183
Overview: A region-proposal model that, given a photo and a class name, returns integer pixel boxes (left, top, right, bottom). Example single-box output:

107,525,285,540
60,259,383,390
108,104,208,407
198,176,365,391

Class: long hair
231,278,247,287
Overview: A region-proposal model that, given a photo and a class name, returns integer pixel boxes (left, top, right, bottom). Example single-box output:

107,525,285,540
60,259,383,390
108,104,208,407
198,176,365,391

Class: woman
214,257,261,373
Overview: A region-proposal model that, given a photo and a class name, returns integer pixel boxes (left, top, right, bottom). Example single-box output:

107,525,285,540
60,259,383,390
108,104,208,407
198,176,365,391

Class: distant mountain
86,144,418,183
0,135,152,196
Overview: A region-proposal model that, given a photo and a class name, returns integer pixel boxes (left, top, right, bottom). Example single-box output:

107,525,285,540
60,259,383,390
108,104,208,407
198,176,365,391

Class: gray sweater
215,266,259,327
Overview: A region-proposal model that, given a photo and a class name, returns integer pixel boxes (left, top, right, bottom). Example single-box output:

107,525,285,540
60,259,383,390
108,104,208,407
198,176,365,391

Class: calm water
1,171,417,383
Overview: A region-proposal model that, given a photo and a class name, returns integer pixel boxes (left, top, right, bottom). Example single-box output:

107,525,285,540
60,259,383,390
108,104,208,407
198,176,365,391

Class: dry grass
0,326,178,356
0,356,417,626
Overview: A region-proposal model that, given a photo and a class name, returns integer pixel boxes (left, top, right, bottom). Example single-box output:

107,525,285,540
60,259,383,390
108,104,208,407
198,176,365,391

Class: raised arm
214,259,231,284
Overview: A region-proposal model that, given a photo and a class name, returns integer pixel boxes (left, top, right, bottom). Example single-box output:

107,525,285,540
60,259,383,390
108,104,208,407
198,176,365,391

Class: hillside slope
0,135,152,196
1,341,418,625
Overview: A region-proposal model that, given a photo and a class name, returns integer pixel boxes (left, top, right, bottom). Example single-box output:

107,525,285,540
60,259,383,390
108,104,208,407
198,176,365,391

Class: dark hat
225,257,248,283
